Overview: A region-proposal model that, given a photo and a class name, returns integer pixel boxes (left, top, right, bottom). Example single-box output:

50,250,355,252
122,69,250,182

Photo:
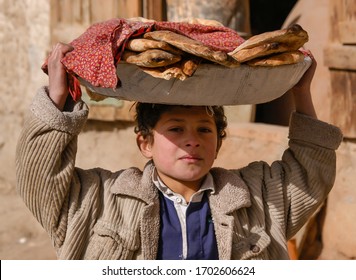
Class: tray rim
79,56,312,106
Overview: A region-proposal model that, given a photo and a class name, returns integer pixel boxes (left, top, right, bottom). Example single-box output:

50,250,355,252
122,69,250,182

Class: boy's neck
171,182,201,203
157,173,204,202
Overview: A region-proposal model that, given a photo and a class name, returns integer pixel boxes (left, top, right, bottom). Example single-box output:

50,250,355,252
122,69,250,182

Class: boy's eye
199,127,213,133
168,127,183,132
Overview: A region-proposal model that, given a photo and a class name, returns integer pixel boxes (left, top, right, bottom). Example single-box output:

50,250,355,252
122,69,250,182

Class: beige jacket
16,87,343,260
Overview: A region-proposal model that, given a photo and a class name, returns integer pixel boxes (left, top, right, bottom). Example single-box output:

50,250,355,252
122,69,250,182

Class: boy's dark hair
134,103,227,143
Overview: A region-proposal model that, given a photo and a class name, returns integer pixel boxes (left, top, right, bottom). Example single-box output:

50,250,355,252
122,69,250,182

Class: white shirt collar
152,168,215,205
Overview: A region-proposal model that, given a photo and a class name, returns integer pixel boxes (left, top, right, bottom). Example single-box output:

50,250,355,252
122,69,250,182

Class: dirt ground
0,185,56,260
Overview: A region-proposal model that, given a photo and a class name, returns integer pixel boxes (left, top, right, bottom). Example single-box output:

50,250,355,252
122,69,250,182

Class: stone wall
0,0,50,259
0,0,50,188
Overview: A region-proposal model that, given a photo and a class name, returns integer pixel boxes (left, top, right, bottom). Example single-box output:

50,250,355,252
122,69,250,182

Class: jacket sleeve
280,112,343,238
241,112,343,240
15,87,90,249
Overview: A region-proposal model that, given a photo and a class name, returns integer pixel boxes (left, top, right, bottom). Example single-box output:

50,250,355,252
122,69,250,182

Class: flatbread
229,42,291,63
231,24,308,52
122,49,181,67
140,65,188,81
229,24,308,62
181,57,201,76
143,30,235,67
137,56,200,80
247,50,305,66
125,38,183,55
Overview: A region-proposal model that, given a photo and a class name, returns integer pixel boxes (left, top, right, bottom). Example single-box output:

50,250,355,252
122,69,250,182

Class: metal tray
79,56,312,106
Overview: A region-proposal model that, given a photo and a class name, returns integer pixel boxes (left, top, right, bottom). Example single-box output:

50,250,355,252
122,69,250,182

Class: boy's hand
290,50,317,119
47,43,74,111
292,50,317,94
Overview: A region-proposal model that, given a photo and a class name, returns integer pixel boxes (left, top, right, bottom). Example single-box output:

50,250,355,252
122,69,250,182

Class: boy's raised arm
15,42,91,250
47,43,73,111
290,52,318,119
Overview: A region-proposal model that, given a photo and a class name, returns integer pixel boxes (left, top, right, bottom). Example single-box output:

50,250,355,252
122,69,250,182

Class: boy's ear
136,133,153,159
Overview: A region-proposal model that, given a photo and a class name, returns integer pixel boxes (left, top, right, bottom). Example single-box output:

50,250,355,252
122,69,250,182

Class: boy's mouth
180,155,202,162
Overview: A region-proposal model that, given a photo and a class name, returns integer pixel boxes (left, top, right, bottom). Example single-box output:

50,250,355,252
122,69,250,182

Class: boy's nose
185,132,200,147
186,141,200,147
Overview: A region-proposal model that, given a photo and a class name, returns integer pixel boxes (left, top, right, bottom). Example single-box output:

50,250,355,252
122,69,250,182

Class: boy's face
138,106,219,188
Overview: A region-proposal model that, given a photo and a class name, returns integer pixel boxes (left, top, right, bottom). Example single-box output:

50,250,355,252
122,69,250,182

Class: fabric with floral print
154,21,244,52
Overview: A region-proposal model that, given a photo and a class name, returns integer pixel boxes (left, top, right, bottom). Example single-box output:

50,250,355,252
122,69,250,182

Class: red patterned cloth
42,18,245,101
154,21,244,52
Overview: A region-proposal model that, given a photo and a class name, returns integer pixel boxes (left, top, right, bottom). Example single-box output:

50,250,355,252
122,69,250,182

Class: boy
16,43,343,259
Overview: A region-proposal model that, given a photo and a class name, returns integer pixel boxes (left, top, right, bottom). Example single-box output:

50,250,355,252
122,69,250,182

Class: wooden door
50,0,143,45
324,0,356,138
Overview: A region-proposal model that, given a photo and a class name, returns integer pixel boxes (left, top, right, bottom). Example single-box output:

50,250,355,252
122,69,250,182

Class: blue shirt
153,172,219,260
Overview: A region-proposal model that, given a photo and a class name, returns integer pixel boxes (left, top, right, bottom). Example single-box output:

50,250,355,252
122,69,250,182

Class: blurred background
0,0,355,259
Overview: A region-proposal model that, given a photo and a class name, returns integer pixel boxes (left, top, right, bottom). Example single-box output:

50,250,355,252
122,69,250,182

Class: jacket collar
209,167,251,214
110,161,251,212
110,160,158,204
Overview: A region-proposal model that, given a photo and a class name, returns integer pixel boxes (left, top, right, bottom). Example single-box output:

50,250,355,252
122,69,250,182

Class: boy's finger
50,43,74,58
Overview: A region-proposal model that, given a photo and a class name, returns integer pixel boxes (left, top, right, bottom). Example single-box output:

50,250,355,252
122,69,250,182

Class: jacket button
250,245,260,253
